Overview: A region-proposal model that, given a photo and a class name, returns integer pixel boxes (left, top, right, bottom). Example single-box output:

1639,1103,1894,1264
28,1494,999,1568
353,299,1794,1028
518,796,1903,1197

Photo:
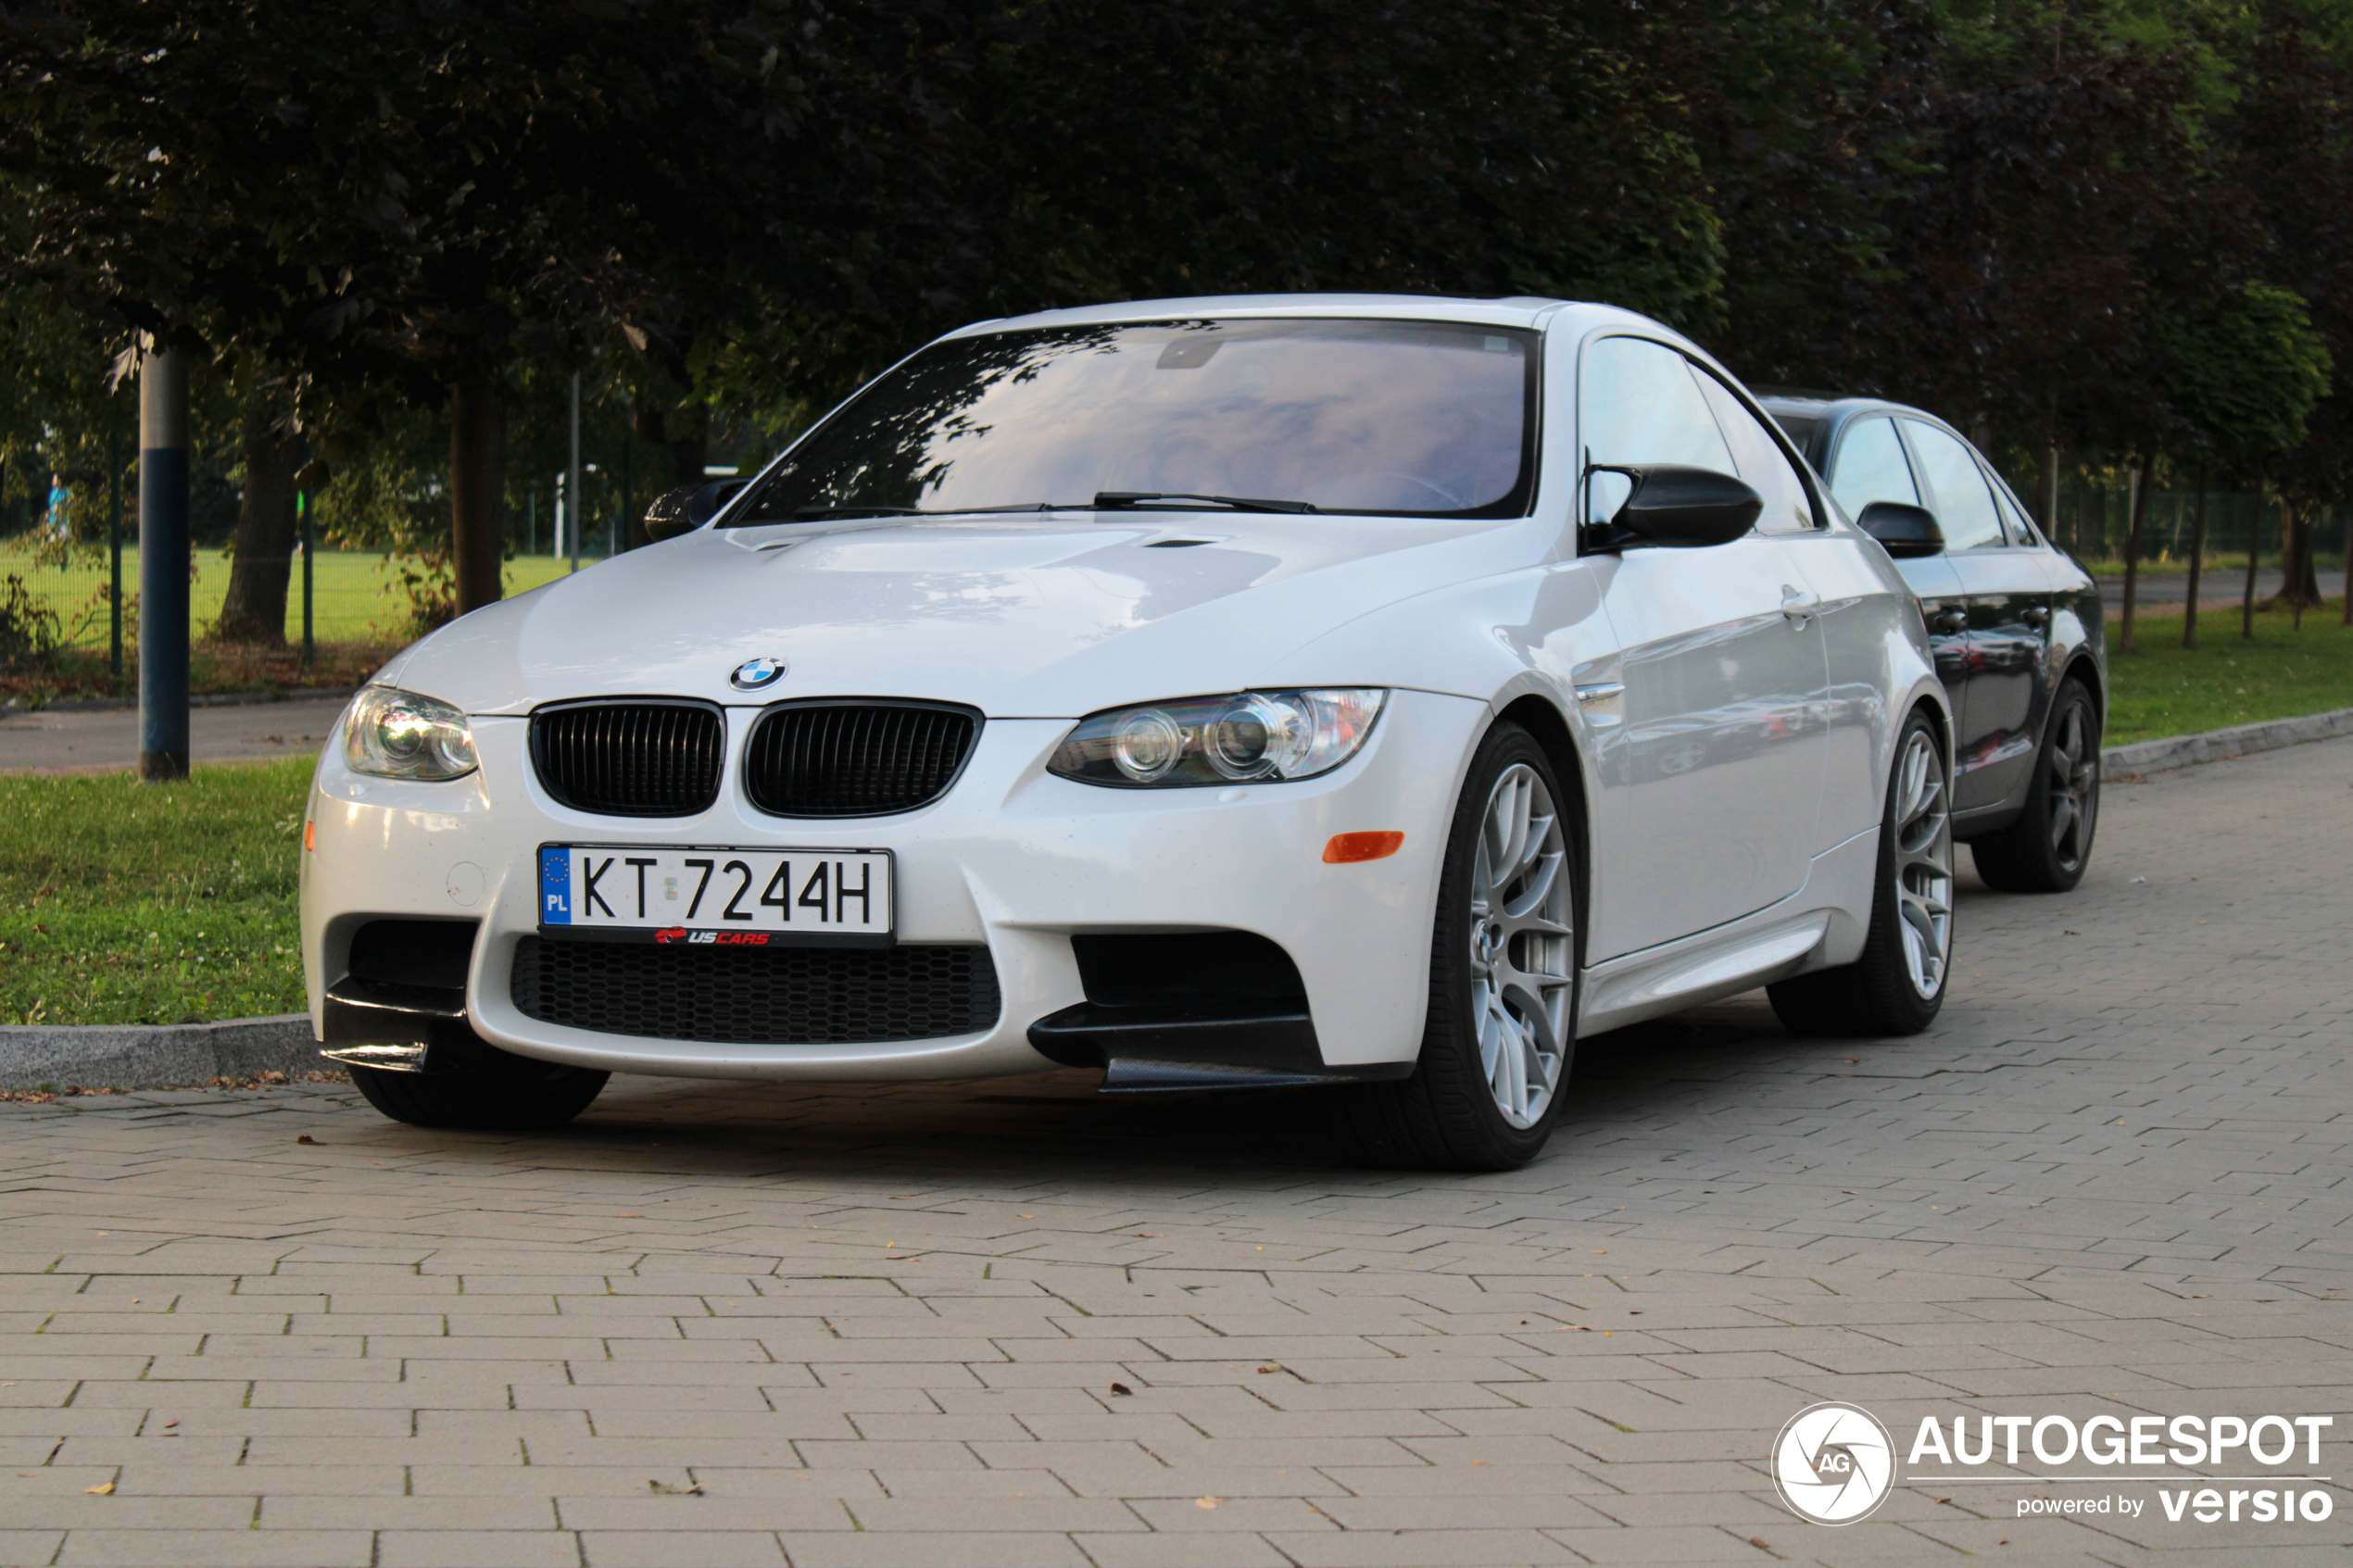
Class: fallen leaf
1019,1213,1035,1219
1748,1539,1770,1550
295,1135,318,1146
161,1420,177,1429
1109,1383,1133,1397
646,1478,703,1496
1196,1497,1218,1510
85,1482,113,1496
617,1214,643,1219
1256,1362,1281,1374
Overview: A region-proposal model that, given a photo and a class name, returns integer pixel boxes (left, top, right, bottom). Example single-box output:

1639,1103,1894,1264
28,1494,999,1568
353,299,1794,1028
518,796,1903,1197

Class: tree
2158,282,2331,644
0,1,984,616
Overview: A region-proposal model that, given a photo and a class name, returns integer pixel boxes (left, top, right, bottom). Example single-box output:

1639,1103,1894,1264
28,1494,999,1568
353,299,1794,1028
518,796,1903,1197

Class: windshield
730,318,1539,522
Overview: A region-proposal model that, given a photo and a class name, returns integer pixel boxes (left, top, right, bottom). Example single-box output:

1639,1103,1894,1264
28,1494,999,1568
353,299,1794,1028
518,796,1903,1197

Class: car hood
384,512,1539,717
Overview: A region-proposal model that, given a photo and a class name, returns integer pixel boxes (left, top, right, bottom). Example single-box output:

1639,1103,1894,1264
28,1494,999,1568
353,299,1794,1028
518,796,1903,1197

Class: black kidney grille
745,703,978,817
532,702,724,817
510,937,1000,1044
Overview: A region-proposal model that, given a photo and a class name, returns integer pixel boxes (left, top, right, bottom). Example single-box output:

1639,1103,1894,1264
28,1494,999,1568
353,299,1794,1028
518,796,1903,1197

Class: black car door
1902,420,2050,817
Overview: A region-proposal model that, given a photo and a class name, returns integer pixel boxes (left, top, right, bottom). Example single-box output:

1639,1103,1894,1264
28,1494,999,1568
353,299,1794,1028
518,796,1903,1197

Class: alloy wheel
1468,763,1576,1128
2045,697,2099,871
1891,730,1955,998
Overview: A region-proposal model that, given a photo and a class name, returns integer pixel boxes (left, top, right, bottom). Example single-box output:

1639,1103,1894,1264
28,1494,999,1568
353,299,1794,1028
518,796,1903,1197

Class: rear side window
1579,336,1736,522
1993,483,2041,546
1829,418,1920,517
1693,373,1818,533
1905,422,2005,551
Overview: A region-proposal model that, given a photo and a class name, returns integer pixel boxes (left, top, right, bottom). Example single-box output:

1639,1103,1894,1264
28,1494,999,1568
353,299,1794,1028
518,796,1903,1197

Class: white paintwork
302,294,1948,1085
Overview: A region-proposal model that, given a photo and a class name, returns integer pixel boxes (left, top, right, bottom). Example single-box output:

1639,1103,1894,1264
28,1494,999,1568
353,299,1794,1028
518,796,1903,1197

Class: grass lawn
0,544,579,648
0,757,310,1027
2104,598,2353,746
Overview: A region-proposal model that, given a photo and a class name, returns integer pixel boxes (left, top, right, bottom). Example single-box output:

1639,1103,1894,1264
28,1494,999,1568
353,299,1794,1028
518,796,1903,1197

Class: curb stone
4,710,2347,1089
0,1014,320,1089
2101,705,2353,777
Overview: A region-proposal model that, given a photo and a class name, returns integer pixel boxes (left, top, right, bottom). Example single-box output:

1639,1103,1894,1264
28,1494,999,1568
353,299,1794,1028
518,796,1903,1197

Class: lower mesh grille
510,937,1000,1044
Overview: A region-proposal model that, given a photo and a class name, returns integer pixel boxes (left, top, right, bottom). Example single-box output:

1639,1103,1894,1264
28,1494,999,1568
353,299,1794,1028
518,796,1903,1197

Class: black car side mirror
1582,465,1762,552
643,480,749,542
1856,500,1945,558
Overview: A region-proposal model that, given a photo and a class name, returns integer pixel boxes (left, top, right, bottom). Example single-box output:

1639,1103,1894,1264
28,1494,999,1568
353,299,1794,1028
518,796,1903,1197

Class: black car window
1828,417,1920,518
731,318,1539,521
1693,372,1818,533
1580,335,1737,522
1905,422,2006,551
1991,481,2041,547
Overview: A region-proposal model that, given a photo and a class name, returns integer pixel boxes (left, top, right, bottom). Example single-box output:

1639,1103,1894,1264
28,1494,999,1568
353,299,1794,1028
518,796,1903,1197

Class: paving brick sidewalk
1,739,2348,1566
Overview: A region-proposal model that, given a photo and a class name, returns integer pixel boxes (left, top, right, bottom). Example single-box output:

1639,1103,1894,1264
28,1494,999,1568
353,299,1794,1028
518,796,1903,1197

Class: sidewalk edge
2102,706,2353,777
0,1014,321,1089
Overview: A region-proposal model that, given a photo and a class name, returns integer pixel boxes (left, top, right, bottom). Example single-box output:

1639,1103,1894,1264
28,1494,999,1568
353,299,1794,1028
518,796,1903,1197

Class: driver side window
1580,336,1736,522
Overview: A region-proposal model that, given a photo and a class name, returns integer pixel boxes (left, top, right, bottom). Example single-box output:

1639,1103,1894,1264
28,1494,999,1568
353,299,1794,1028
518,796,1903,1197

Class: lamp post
137,345,190,781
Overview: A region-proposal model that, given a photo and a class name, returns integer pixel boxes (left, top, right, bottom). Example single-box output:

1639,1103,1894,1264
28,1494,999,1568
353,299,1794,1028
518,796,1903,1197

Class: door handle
1928,605,1968,633
2022,606,2050,630
1780,585,1821,623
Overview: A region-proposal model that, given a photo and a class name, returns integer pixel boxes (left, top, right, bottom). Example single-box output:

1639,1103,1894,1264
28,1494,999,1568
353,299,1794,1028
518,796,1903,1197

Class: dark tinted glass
734,319,1537,521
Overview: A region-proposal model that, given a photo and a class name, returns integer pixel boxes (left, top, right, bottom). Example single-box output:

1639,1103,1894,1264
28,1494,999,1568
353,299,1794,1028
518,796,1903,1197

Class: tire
1768,709,1954,1038
347,1041,609,1130
1969,679,2101,893
1335,722,1579,1172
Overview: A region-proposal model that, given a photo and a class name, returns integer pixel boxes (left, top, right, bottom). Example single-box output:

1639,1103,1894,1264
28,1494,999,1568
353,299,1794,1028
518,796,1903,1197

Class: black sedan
1760,395,2107,892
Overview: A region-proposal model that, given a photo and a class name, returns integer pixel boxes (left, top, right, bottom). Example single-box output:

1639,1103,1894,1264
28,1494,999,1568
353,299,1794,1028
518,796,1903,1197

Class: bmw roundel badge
730,657,787,691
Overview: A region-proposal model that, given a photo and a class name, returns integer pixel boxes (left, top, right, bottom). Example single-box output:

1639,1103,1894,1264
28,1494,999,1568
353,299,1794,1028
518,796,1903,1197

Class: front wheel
1335,723,1579,1172
1768,709,1954,1038
1970,680,2100,893
348,1040,609,1130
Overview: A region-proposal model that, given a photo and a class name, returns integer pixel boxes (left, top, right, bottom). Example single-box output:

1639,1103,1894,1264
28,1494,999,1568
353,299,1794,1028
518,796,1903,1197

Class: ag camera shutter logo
1773,1401,1898,1524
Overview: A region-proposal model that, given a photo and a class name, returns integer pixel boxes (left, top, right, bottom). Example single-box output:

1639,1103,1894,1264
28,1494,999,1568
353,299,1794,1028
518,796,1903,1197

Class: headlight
1049,689,1386,787
342,685,479,781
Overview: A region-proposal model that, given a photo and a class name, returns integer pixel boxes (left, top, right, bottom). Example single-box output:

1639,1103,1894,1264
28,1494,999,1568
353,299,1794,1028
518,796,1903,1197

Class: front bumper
299,688,1483,1082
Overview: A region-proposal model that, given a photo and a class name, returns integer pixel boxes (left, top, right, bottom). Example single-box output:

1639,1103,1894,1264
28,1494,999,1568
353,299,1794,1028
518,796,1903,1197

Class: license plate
537,845,893,947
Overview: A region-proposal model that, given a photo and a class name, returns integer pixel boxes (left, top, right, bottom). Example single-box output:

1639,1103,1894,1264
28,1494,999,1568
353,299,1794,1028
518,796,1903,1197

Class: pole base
137,750,189,782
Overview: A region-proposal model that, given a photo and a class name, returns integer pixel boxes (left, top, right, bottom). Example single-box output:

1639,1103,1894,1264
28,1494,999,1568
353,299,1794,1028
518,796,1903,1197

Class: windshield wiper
1091,491,1318,514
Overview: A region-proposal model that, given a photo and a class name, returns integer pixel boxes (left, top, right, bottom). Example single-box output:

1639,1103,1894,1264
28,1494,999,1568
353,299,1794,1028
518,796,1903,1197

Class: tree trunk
215,419,301,646
2120,455,2151,655
2265,494,2324,612
2181,466,2208,651
2038,400,2059,543
450,375,505,617
2242,483,2265,641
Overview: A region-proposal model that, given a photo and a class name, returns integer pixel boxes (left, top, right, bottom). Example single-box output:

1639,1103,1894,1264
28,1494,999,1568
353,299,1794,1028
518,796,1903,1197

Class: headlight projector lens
1050,689,1385,788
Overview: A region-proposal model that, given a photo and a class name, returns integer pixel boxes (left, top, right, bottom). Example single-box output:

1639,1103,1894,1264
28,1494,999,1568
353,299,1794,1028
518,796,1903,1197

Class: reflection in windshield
734,319,1537,521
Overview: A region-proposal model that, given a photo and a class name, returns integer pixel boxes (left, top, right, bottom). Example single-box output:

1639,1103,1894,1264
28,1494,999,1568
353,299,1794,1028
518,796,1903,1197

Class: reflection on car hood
384,512,1534,716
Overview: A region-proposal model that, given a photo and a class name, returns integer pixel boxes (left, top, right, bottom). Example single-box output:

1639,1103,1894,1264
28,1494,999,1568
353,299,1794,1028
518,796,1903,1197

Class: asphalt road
1,736,2348,1566
0,696,350,774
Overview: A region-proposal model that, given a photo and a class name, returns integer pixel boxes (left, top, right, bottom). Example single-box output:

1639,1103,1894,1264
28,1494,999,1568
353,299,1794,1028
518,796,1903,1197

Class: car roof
940,293,1582,341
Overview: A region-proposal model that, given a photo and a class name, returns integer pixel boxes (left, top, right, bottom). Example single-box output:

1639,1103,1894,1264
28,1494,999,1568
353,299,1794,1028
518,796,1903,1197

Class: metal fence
0,532,598,658
2035,474,2350,568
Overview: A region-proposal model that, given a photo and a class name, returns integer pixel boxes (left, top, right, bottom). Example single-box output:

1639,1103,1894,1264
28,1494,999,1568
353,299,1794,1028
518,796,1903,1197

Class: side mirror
1583,465,1762,551
643,480,749,542
1856,500,1945,558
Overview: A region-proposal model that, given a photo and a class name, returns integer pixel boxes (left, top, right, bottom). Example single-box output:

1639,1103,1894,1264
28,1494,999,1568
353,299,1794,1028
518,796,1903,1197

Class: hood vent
530,699,724,817
744,700,980,818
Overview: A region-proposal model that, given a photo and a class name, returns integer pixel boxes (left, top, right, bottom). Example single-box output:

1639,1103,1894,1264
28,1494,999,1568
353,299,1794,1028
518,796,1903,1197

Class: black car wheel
1768,708,1954,1038
1336,723,1579,1172
1970,680,2100,894
348,1040,609,1130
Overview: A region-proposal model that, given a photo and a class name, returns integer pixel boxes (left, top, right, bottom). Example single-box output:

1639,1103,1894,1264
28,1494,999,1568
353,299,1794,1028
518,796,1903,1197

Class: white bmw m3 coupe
303,295,1956,1170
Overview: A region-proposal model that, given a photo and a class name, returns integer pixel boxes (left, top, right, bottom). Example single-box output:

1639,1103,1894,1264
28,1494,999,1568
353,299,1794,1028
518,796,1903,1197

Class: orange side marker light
304,820,316,853
1323,831,1403,864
